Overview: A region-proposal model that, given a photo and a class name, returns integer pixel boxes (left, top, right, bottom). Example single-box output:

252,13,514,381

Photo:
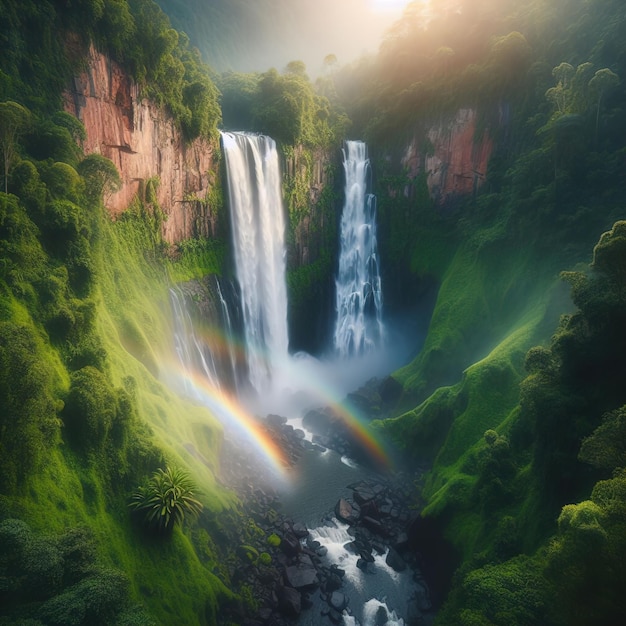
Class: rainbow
166,363,291,481
270,353,394,472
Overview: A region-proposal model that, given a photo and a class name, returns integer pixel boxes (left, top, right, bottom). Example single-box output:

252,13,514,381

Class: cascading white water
170,286,221,392
221,131,290,394
334,141,384,358
309,517,407,626
216,279,241,393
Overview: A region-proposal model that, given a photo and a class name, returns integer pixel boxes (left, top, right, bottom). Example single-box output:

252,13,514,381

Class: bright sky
369,0,414,13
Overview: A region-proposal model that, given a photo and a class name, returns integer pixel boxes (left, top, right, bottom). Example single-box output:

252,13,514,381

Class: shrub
128,466,202,533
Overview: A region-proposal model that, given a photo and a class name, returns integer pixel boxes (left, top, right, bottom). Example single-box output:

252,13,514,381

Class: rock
328,608,344,624
353,486,376,505
385,547,407,572
414,582,432,611
276,585,301,618
362,516,387,536
329,591,348,611
258,607,273,622
280,532,301,557
324,572,343,592
292,522,309,538
379,375,403,406
266,414,288,427
375,605,388,625
335,498,360,524
284,555,319,589
302,408,332,435
406,597,423,626
393,531,410,552
356,558,369,571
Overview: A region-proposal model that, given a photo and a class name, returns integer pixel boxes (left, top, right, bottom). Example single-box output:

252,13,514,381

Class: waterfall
334,141,384,358
170,286,221,393
216,279,241,393
221,132,289,394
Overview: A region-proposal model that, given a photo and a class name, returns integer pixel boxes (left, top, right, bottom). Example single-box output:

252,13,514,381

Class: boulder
329,591,348,611
335,498,360,524
385,547,407,572
292,522,309,538
280,532,302,557
284,555,319,589
276,585,301,618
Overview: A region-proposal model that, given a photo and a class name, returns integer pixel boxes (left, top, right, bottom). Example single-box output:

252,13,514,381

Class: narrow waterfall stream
167,132,431,625
334,141,384,358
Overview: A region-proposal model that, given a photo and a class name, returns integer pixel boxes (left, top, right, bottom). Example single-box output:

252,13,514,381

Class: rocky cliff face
282,144,338,268
402,108,493,207
64,46,220,244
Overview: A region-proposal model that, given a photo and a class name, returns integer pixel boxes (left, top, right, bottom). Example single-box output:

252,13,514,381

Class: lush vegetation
3,0,626,623
0,0,221,140
354,1,626,624
129,466,203,533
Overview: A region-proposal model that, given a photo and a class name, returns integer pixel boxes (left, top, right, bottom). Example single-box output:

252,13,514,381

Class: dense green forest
2,0,626,624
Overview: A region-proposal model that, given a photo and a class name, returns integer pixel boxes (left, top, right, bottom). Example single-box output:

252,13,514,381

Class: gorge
2,1,626,625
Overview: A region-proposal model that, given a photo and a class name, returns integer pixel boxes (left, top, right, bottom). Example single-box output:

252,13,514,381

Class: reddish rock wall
64,46,219,243
402,108,493,206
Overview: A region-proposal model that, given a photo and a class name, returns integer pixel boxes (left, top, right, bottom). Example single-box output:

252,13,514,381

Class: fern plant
129,466,203,533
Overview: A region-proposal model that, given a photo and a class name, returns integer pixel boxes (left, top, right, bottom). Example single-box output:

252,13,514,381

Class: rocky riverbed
215,384,436,626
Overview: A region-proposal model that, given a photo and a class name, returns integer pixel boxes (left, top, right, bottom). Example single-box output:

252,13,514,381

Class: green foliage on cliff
0,0,221,140
0,76,241,622
218,66,349,148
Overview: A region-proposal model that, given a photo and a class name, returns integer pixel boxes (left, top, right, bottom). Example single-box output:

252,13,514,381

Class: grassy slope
377,223,572,558
1,204,237,624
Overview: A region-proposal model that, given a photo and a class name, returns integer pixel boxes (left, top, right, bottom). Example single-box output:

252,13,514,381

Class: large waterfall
221,132,290,394
334,141,384,358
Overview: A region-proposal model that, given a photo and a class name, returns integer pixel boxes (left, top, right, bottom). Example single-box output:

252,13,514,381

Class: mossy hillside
377,290,555,559
393,234,559,406
1,182,239,623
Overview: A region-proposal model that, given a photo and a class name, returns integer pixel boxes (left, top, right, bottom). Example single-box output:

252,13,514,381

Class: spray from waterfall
170,286,221,393
334,141,384,358
221,131,290,395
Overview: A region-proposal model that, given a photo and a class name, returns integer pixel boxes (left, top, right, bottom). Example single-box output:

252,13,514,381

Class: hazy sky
177,0,419,75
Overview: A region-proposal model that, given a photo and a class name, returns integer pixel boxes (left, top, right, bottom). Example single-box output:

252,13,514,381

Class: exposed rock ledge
64,45,219,244
402,108,494,208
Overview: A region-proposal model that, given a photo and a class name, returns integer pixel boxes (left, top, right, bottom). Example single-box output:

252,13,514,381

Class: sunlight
369,0,424,14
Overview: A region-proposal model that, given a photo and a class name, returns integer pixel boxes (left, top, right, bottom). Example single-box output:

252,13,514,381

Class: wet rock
266,414,288,427
292,522,309,538
393,531,410,552
385,547,407,572
414,582,432,611
276,585,301,618
284,555,319,589
302,408,332,435
329,591,348,611
356,557,369,571
324,572,343,592
375,605,388,625
353,485,376,505
328,608,344,624
335,498,360,524
362,516,387,536
280,532,301,557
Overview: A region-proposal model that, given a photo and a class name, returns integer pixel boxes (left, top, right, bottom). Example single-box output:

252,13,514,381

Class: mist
159,0,414,76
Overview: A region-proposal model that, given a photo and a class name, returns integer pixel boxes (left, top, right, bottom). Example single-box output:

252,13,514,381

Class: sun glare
369,0,421,14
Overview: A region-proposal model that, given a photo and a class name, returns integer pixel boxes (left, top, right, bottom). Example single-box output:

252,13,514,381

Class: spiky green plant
129,466,203,533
